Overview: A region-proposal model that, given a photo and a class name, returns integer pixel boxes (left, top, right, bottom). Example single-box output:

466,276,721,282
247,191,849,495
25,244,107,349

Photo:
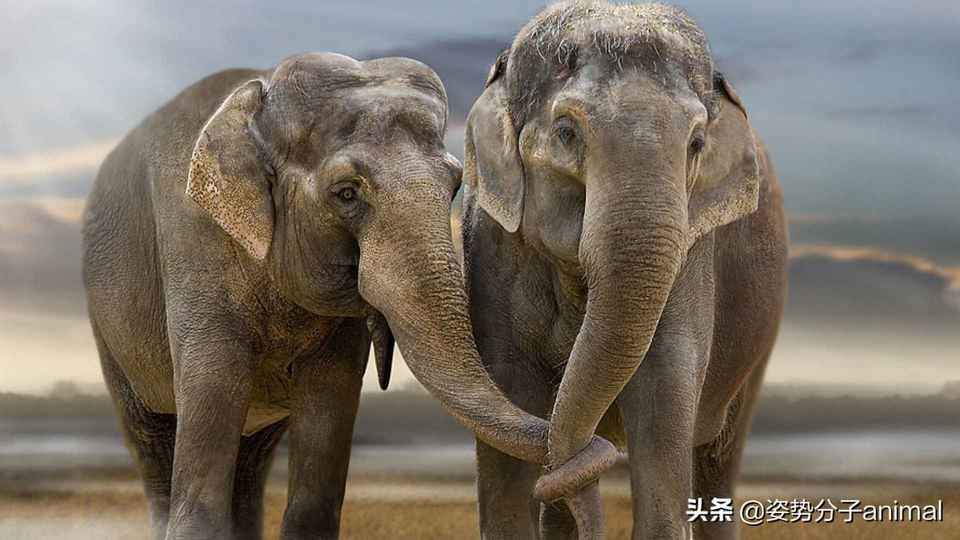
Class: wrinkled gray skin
83,52,609,540
462,3,788,539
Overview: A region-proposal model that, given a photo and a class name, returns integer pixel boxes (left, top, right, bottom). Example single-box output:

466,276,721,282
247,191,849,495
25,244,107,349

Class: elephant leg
166,333,256,540
539,499,579,539
476,440,544,539
232,419,289,540
281,318,366,540
617,335,701,540
97,329,176,540
693,358,768,540
476,362,558,539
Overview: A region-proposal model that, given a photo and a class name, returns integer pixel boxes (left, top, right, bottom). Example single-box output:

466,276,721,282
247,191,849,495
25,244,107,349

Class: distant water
0,432,129,470
2,429,959,484
744,431,960,483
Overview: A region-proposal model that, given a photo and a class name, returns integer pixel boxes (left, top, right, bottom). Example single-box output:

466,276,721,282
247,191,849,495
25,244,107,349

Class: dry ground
0,474,956,539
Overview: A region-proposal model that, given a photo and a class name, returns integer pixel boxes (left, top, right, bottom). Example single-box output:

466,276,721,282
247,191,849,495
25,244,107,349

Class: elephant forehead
507,1,713,124
260,75,446,152
517,1,708,57
270,53,445,107
341,87,446,138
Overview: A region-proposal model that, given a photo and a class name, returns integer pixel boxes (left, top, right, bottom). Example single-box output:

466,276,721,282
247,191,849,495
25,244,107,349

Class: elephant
82,52,612,540
461,2,788,539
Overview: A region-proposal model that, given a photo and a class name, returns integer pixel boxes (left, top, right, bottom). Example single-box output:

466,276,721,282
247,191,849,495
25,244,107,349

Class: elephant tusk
366,313,394,391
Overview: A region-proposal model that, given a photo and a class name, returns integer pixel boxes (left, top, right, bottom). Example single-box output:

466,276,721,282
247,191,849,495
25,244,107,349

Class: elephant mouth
294,263,369,317
313,263,359,288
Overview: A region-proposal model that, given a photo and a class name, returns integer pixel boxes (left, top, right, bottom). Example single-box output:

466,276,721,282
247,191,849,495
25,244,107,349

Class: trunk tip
533,436,619,503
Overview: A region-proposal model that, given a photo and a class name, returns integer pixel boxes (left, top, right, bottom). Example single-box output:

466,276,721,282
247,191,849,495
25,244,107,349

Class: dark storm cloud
0,202,86,317
775,245,960,385
788,246,960,333
789,215,960,267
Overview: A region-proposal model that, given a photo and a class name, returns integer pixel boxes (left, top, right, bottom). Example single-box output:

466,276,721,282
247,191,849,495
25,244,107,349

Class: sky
1,0,958,394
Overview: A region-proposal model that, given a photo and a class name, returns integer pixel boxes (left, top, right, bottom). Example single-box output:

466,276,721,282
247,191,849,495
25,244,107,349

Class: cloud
766,244,960,388
0,140,116,183
785,243,960,341
787,243,960,326
791,243,960,294
788,214,960,268
0,200,86,318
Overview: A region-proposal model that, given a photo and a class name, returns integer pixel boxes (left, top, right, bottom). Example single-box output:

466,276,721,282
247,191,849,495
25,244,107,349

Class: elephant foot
533,436,618,502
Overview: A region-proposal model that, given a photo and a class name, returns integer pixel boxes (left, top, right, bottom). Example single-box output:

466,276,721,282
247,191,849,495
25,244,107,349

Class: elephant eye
330,181,362,208
262,160,277,179
337,187,357,202
554,118,578,146
689,132,706,157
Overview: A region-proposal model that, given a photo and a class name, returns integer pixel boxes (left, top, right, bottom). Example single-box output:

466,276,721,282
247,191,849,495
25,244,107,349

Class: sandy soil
1,470,956,539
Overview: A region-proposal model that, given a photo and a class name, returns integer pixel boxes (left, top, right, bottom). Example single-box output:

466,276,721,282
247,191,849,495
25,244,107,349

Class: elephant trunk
358,194,615,470
535,169,685,502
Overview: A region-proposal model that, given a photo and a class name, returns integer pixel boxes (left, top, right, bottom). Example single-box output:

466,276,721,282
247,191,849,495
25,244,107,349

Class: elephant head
184,52,614,478
465,0,760,517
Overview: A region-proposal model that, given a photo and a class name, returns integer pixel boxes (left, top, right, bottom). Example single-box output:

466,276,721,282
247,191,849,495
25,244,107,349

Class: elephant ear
187,79,274,260
464,51,524,233
686,72,761,249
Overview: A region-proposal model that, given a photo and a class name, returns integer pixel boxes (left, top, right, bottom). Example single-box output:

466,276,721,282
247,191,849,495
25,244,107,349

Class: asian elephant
462,2,788,539
82,52,612,540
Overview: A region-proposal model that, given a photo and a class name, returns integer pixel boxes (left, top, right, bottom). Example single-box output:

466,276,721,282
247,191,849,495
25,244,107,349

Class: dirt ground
0,472,956,539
